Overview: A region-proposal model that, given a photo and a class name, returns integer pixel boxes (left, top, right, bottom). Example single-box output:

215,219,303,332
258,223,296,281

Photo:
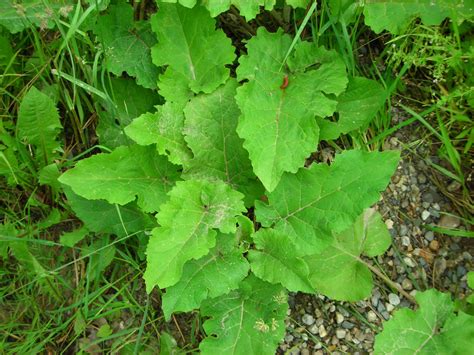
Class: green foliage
374,289,474,354
162,233,249,320
150,3,235,94
158,0,307,20
12,1,474,353
200,275,288,354
364,0,474,34
59,145,181,213
54,3,406,352
249,229,314,293
144,180,245,290
236,29,348,191
305,208,391,301
17,86,62,165
93,2,159,89
0,0,73,33
256,150,399,252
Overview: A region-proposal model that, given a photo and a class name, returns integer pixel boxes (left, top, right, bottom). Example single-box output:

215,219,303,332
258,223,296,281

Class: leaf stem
364,260,418,306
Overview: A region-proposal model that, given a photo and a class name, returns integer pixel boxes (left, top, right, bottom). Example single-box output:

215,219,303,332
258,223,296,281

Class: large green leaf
64,187,155,238
125,102,193,166
162,233,249,320
0,0,73,33
17,86,62,165
184,79,264,203
305,208,391,301
200,275,288,354
236,29,347,191
248,229,314,293
256,150,399,253
364,0,474,34
319,76,386,141
144,180,245,290
151,3,235,94
374,289,474,354
59,145,180,213
93,2,159,89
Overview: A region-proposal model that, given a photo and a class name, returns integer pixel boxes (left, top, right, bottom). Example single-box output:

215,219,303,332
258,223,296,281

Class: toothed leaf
151,3,235,94
256,150,399,253
200,275,288,355
93,2,159,88
144,180,245,290
306,208,391,301
375,289,474,354
162,233,249,320
249,229,314,293
59,145,180,213
236,29,348,191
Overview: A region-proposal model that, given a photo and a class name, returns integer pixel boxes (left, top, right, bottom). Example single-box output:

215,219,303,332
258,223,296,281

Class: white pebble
302,314,315,326
403,256,416,267
388,293,401,306
421,210,431,220
367,310,377,322
336,329,347,339
385,219,394,229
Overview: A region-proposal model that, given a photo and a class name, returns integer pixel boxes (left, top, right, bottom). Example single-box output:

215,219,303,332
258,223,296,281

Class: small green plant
58,2,400,352
2,0,473,353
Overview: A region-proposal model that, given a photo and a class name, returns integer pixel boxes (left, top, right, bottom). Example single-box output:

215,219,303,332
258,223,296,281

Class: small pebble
388,293,400,306
457,265,467,277
301,349,310,355
336,329,347,339
424,231,434,241
399,224,408,236
302,314,315,326
403,256,416,268
385,219,394,229
421,210,431,221
336,313,344,324
402,278,413,291
429,240,439,252
438,215,461,229
386,303,394,312
309,324,318,334
318,325,327,338
367,311,377,322
401,236,411,247
341,321,355,329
